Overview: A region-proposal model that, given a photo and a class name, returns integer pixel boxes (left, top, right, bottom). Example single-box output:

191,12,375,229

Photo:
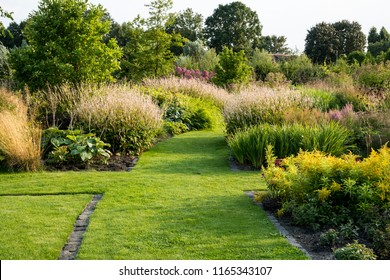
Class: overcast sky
1,0,389,52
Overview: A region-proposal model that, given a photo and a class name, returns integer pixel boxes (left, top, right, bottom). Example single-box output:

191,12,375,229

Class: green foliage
280,54,324,84
176,42,219,71
204,1,262,53
142,87,216,135
262,145,390,241
263,35,290,54
213,47,253,89
0,6,13,37
9,0,122,91
320,229,339,246
42,127,111,165
334,241,377,260
166,8,204,42
0,21,27,48
305,20,366,64
355,63,390,93
374,224,390,259
228,122,353,168
347,51,366,66
250,49,279,81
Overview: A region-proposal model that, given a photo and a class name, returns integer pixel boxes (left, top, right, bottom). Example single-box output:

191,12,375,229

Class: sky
1,0,389,52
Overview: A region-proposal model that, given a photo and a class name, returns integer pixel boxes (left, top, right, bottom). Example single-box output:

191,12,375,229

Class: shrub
228,122,353,168
141,87,219,134
280,54,324,84
41,127,111,166
334,241,377,260
250,49,279,81
74,85,163,155
374,224,390,259
263,145,390,234
0,88,41,171
213,47,253,90
223,87,316,134
355,64,390,93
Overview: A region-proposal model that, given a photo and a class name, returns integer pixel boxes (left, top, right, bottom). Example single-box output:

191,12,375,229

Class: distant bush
213,47,253,90
250,49,279,81
280,54,324,84
74,85,163,155
0,88,41,171
355,63,390,93
142,87,217,135
228,122,353,168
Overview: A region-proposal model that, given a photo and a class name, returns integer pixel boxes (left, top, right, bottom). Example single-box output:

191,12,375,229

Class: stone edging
59,194,103,260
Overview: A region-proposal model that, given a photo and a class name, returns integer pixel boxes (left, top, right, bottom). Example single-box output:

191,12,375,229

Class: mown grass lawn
0,129,308,260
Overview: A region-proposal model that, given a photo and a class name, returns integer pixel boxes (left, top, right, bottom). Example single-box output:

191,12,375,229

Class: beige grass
0,88,41,171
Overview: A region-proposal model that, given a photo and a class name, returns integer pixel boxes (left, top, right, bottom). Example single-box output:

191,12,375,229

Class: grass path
0,129,308,259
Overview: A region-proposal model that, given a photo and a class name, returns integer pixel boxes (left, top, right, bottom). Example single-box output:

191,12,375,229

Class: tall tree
166,8,204,42
368,27,380,44
263,35,290,54
305,20,366,64
379,27,390,42
117,0,184,81
9,0,122,91
204,1,262,53
333,20,366,56
305,22,338,64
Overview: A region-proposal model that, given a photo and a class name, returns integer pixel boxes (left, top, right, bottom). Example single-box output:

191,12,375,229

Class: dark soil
44,155,139,172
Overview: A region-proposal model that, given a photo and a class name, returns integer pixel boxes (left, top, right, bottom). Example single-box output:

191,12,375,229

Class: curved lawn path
77,129,307,259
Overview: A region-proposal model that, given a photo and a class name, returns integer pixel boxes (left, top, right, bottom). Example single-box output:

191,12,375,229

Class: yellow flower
317,187,331,202
330,181,342,192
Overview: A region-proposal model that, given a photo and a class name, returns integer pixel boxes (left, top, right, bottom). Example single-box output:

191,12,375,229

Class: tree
204,1,262,53
368,27,380,44
305,22,338,64
117,0,184,81
213,47,253,89
305,20,366,64
0,6,13,37
333,20,366,56
367,26,390,57
166,8,204,42
9,0,122,91
263,35,290,54
0,21,27,48
379,27,390,42
145,0,174,29
0,44,11,79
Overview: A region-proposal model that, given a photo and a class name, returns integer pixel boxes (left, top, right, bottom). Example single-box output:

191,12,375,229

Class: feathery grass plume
75,84,163,155
142,77,230,108
223,86,316,134
0,87,41,171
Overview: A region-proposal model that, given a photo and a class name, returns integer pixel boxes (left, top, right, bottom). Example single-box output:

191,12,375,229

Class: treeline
0,0,389,91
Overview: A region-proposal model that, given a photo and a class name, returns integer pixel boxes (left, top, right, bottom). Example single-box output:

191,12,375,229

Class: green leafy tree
204,1,262,53
0,6,13,37
118,0,184,81
0,21,27,48
250,49,279,81
145,0,174,29
263,35,290,54
368,27,380,44
379,27,390,42
9,0,122,91
166,8,204,42
213,47,253,89
305,20,366,64
305,22,338,64
333,20,366,56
